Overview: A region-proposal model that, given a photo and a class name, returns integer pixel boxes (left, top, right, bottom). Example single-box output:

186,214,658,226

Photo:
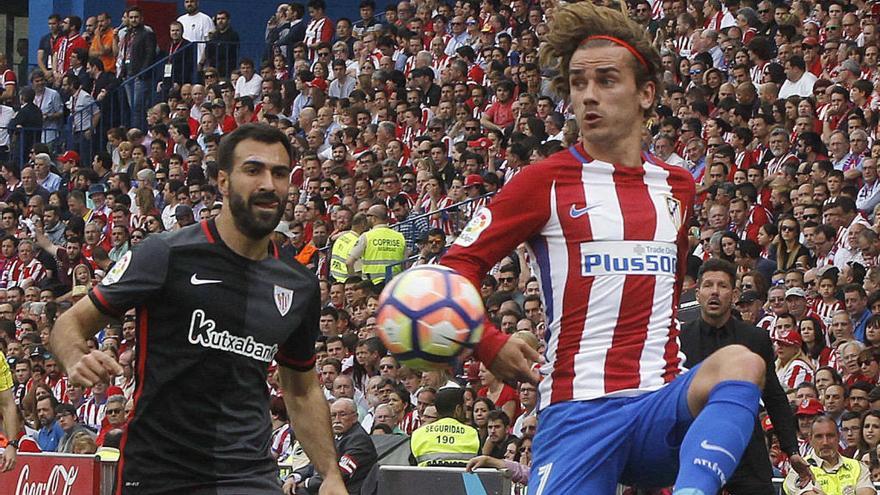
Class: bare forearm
0,390,21,442
280,369,342,482
50,302,110,371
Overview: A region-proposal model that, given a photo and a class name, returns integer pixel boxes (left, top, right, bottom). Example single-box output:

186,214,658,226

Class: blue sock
674,380,761,494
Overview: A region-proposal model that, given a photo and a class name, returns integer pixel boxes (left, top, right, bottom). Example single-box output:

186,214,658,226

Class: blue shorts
528,365,700,495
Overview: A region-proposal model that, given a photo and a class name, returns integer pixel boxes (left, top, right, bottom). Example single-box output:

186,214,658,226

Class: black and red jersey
90,219,320,494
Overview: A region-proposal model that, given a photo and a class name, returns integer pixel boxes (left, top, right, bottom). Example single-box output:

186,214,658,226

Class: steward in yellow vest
347,205,406,285
410,388,479,467
783,416,876,495
330,213,368,282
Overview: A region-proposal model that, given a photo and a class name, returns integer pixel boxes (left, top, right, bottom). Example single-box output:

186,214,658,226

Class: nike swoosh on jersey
700,440,737,463
190,274,222,285
569,204,597,219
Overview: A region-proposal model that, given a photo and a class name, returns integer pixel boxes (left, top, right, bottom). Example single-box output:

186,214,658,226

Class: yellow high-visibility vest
410,417,480,467
330,231,360,282
361,226,406,283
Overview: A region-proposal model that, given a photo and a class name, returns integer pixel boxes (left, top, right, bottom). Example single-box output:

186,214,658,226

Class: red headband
580,35,649,70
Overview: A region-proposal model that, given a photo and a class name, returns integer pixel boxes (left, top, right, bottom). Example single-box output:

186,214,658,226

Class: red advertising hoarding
0,453,101,495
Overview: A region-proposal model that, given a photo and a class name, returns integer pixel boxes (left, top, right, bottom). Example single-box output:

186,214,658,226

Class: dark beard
228,186,285,240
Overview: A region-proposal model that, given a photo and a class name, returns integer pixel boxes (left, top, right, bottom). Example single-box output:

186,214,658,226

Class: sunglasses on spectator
131,234,145,240
465,126,479,131
758,9,769,14
379,364,395,369
106,408,124,415
318,51,331,56
802,214,818,220
498,276,516,283
860,359,876,366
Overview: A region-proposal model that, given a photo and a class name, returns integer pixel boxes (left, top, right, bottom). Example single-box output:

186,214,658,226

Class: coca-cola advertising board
0,453,101,495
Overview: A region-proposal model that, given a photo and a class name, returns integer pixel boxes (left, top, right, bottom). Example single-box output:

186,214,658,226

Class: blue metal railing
382,193,496,280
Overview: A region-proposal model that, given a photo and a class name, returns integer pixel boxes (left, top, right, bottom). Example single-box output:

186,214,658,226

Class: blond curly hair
540,1,662,116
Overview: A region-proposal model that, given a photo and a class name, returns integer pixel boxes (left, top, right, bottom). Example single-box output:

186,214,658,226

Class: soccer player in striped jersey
441,3,773,494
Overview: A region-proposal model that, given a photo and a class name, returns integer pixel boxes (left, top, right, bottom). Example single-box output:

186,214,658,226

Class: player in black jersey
52,124,346,495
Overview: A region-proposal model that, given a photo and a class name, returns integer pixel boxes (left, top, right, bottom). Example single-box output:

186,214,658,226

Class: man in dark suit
158,21,193,100
119,6,156,128
9,87,43,158
86,57,118,132
680,258,812,494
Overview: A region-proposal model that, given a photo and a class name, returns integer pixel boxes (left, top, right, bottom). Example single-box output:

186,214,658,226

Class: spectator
285,398,377,494
205,10,240,78
176,0,214,67
57,403,95,453
88,12,117,73
233,58,262,99
119,7,156,125
35,396,63,451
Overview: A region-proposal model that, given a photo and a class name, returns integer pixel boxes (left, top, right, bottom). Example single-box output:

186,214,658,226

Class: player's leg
674,344,765,495
527,399,630,495
619,364,701,489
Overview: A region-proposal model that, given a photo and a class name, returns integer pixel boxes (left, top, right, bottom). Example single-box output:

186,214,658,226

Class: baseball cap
87,183,107,198
58,150,80,163
274,221,295,238
30,346,50,360
736,290,760,305
481,24,496,34
784,287,806,299
464,174,484,187
761,415,774,432
795,398,824,416
802,36,819,47
306,78,328,92
773,329,803,347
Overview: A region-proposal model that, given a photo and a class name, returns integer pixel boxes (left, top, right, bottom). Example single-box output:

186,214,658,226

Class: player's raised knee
710,345,765,386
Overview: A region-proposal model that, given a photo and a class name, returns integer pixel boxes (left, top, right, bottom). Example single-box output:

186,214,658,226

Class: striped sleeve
442,159,557,365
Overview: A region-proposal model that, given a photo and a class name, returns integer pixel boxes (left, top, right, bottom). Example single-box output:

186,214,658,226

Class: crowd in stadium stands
7,0,880,490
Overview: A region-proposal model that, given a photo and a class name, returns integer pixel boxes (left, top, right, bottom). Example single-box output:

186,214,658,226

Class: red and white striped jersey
419,195,455,235
812,298,844,328
2,258,46,288
776,357,813,389
443,144,695,410
77,397,106,431
271,423,292,460
50,376,69,405
304,17,334,59
673,35,694,58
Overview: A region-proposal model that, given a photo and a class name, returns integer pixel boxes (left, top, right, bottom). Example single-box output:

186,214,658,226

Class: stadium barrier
0,452,112,495
377,465,513,494
2,40,260,167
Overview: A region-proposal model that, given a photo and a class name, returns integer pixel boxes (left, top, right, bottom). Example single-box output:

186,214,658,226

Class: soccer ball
376,265,485,371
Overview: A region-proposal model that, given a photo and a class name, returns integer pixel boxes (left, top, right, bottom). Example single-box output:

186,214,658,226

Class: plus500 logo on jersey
580,241,677,277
